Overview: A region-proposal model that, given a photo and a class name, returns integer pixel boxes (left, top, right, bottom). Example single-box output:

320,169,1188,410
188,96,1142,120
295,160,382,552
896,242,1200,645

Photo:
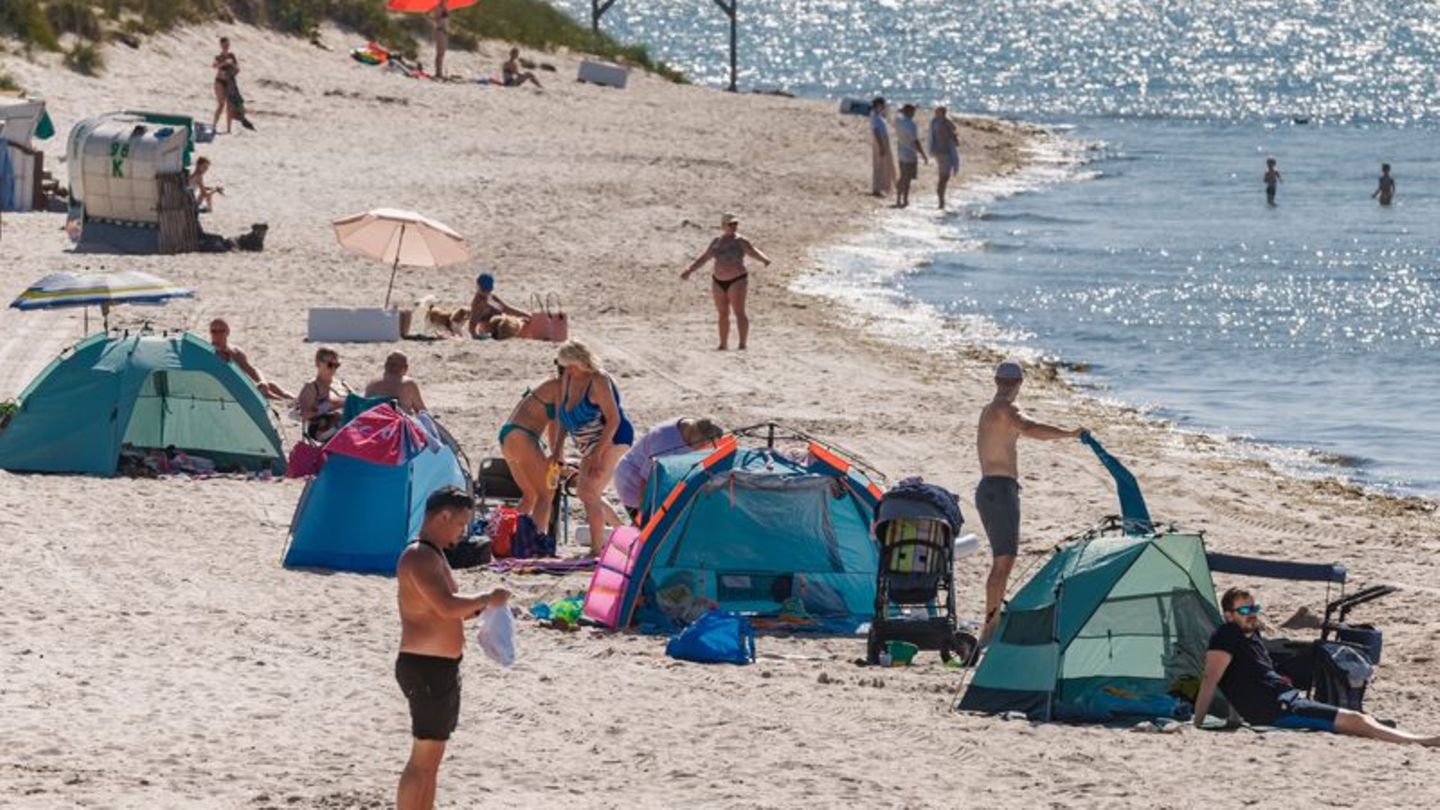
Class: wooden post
592,0,617,32
713,0,738,92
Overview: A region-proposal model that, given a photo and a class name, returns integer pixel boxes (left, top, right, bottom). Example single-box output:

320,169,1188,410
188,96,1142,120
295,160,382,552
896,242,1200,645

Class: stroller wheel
949,630,979,667
866,629,882,666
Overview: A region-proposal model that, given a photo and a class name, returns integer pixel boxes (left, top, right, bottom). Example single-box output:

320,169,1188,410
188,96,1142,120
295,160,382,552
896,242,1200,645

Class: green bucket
885,640,919,666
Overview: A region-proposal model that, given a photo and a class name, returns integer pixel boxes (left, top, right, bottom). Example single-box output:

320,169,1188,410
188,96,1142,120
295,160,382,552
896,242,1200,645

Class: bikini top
711,235,745,262
520,387,557,420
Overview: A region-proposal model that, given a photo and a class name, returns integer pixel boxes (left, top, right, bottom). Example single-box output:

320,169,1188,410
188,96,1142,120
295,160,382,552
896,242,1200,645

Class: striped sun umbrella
10,269,194,331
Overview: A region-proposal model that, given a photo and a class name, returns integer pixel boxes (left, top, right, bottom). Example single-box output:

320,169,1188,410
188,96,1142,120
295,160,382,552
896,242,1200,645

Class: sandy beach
2,22,1439,809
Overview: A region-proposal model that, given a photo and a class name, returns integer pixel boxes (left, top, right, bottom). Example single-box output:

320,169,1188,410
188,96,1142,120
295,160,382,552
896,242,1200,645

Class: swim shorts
396,652,462,741
899,161,918,182
1271,690,1339,732
975,476,1021,557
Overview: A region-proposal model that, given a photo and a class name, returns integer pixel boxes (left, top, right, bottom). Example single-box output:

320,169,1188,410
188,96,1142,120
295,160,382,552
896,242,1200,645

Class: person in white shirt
869,97,895,197
894,103,928,208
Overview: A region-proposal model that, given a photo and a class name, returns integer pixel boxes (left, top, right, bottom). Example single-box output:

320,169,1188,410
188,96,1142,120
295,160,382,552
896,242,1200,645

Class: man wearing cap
976,359,1086,645
894,103,927,209
467,273,527,339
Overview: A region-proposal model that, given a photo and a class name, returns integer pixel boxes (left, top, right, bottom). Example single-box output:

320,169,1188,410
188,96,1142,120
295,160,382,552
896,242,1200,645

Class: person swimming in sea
1372,163,1395,206
1264,157,1281,206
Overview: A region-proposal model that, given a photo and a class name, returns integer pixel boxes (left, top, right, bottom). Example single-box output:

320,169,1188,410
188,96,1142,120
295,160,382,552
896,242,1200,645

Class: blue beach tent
0,333,284,475
282,406,468,574
583,435,884,632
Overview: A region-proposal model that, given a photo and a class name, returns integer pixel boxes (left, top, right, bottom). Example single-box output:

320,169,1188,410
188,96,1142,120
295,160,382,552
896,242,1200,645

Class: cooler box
307,308,401,342
578,60,629,89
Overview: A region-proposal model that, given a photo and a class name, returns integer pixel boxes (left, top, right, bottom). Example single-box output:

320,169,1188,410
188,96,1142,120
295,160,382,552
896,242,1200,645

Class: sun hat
994,360,1025,381
720,213,739,227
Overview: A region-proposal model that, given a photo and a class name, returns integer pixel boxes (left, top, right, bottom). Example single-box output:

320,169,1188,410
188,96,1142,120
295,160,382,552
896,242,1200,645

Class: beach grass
0,0,682,80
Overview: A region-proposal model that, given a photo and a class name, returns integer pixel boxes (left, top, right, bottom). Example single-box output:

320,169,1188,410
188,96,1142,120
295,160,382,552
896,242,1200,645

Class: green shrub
0,0,62,51
64,39,105,75
0,73,19,92
47,0,104,39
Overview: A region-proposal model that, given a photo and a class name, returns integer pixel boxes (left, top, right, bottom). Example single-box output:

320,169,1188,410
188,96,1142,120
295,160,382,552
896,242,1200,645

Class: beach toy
885,640,919,666
530,602,552,620
550,595,584,626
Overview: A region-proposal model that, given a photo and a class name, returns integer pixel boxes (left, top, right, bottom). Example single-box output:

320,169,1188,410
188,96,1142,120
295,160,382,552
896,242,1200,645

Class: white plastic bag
475,606,517,667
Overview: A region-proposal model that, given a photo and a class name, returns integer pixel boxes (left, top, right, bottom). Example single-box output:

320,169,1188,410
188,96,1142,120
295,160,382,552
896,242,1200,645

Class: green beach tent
0,333,284,476
958,524,1222,721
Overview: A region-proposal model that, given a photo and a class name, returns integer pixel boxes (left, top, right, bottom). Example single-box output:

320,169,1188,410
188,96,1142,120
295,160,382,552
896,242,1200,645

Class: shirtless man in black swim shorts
976,360,1085,646
395,486,510,810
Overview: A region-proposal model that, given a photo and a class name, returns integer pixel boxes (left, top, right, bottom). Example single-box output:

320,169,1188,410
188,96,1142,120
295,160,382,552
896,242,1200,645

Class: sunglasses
321,360,340,369
1233,604,1263,616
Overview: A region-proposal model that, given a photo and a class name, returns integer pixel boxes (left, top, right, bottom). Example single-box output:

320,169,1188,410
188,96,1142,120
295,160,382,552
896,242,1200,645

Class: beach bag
519,293,569,343
510,515,557,559
475,605,517,667
665,610,756,665
285,441,324,478
445,536,493,569
487,506,520,558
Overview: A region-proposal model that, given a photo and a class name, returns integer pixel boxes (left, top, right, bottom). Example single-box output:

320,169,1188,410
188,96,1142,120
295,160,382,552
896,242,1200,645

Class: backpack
665,610,756,665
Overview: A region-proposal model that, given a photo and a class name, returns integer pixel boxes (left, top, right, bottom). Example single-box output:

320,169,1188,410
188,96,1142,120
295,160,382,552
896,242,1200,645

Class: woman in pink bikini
680,213,772,350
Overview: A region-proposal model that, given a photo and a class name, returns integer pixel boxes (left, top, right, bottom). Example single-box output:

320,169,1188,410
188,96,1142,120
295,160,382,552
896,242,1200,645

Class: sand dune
1,22,1437,809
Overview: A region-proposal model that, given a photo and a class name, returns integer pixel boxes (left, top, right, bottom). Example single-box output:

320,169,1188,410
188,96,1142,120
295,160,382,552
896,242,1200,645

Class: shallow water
556,0,1440,495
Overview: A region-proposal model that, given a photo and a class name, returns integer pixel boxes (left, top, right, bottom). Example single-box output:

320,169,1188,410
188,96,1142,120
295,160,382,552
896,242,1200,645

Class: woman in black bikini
680,213,772,350
296,347,347,443
212,37,238,134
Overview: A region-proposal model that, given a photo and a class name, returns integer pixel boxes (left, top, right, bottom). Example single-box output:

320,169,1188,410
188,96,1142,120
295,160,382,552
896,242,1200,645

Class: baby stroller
867,481,979,665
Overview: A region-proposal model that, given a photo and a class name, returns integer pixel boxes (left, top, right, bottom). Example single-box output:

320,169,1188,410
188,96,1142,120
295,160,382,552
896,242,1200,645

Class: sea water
554,0,1440,495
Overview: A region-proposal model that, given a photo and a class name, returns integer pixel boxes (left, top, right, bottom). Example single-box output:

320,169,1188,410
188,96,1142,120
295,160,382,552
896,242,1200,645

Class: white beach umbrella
9,269,194,331
331,208,470,307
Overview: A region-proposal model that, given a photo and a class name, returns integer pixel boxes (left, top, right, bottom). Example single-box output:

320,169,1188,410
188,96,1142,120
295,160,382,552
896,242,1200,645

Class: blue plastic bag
665,611,756,665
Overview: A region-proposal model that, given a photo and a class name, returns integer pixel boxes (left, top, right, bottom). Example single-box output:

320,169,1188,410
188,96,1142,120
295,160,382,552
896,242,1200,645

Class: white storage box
307,308,401,343
577,60,629,89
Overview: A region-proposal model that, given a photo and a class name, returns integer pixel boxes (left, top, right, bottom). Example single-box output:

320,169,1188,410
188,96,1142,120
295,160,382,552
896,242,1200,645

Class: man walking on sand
894,103,927,208
396,486,510,810
976,360,1085,644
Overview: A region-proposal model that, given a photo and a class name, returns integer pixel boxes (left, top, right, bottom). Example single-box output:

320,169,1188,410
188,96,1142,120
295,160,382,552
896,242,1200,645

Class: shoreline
792,124,1439,510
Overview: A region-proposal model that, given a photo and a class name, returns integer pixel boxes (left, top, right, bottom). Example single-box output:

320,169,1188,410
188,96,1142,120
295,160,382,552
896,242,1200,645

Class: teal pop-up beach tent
583,434,884,632
282,405,468,574
0,333,284,475
957,435,1221,721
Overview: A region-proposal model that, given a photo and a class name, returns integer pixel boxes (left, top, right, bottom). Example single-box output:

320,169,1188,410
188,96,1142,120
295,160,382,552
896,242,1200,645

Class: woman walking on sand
548,342,633,556
680,213,772,351
211,37,238,133
498,375,560,546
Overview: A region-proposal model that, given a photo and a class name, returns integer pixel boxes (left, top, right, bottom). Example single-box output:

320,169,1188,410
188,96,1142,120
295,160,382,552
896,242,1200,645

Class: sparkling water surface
555,0,1440,494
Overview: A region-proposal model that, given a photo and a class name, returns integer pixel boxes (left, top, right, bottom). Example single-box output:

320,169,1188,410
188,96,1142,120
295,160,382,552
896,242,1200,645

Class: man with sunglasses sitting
1194,587,1440,745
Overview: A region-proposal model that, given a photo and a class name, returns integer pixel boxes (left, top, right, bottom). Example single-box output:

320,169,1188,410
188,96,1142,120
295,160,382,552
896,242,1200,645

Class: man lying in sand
207,318,291,400
976,359,1085,646
365,352,428,414
1194,587,1440,745
395,486,510,810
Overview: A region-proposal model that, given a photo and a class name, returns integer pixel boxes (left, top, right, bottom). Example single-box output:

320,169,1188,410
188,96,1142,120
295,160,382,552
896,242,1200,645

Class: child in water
1372,163,1395,206
1264,157,1281,206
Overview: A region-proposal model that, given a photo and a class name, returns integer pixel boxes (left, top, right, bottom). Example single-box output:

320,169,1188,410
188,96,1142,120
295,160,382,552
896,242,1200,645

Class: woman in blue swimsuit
548,341,634,556
498,377,560,539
